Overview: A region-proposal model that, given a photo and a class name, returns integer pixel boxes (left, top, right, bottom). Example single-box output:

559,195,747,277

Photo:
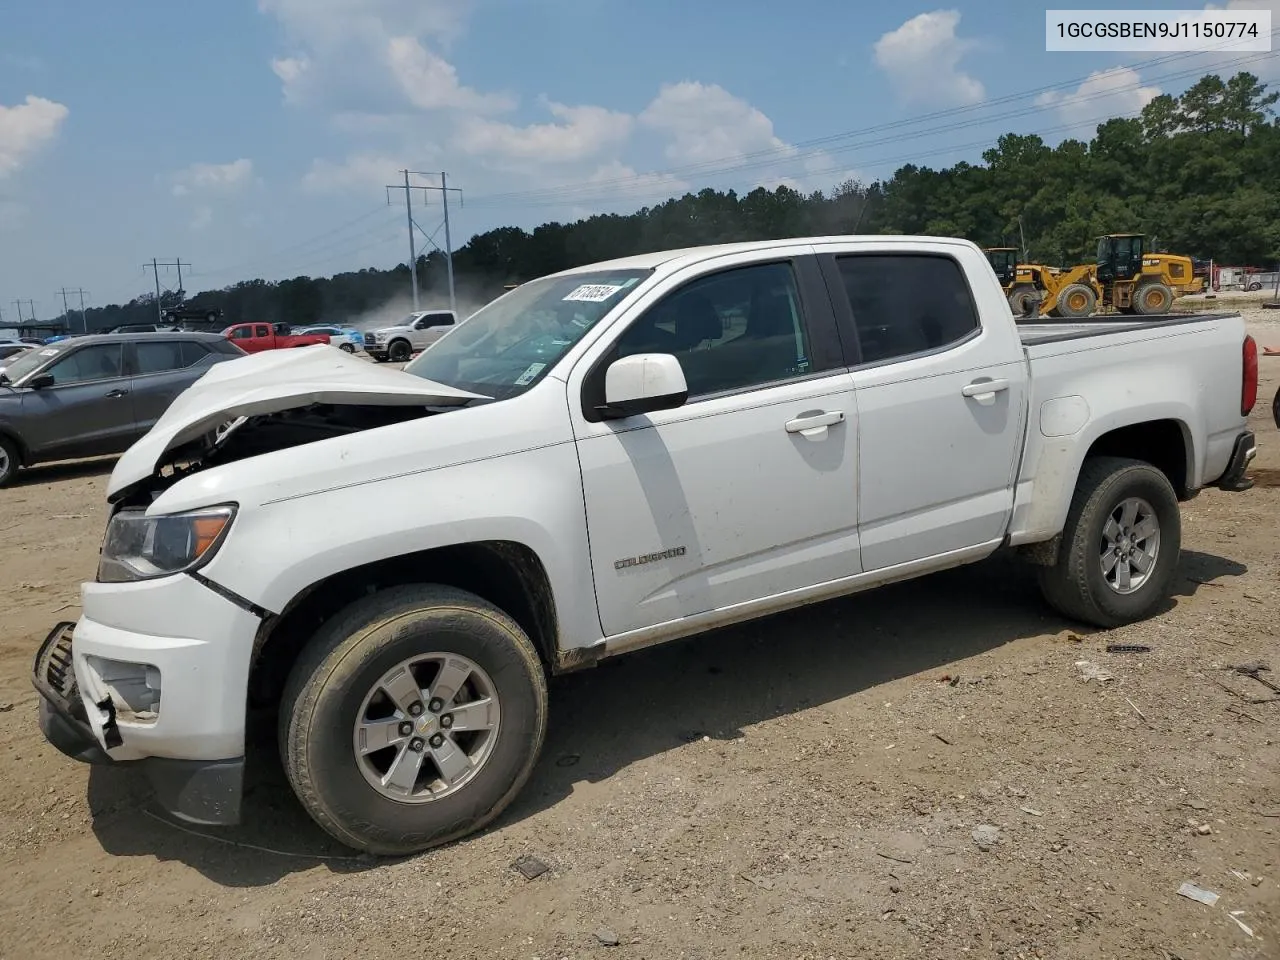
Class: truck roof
545,235,982,278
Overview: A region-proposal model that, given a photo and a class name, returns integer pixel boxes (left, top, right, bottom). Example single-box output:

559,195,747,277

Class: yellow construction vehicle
1093,234,1203,314
983,248,1099,319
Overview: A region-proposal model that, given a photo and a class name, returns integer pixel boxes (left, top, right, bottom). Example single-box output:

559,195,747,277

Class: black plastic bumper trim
1216,430,1257,492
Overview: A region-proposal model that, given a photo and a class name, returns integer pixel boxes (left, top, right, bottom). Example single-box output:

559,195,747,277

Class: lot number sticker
563,284,624,302
514,362,547,385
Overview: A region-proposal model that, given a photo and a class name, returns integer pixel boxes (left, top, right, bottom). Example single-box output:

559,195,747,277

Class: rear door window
833,255,980,364
135,340,186,374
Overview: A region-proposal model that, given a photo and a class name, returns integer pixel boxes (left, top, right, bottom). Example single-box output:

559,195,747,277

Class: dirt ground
1,313,1278,960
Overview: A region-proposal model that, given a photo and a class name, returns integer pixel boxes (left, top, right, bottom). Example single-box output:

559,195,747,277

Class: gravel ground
0,316,1276,960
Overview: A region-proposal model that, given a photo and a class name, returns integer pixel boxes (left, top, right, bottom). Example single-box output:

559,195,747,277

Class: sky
0,0,1277,319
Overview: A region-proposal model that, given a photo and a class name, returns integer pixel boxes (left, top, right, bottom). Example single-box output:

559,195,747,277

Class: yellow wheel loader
1093,234,1203,315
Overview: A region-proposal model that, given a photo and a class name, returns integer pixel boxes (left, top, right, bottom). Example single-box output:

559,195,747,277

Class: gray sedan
0,332,244,486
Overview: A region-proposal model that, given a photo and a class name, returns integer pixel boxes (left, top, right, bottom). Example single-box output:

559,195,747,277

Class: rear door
20,343,136,459
128,339,221,432
819,244,1028,572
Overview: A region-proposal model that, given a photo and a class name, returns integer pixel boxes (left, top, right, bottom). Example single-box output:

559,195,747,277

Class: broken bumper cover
1216,430,1257,492
30,568,263,825
33,624,245,825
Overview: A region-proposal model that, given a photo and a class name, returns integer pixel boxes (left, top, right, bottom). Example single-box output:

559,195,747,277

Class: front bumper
1216,430,1257,492
33,622,245,825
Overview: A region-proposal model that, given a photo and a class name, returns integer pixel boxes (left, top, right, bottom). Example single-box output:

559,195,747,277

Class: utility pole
143,258,191,323
387,170,462,315
387,171,424,310
57,287,90,333
12,299,35,324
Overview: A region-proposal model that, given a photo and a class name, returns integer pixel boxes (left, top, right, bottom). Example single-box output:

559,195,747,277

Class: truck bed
1017,312,1236,347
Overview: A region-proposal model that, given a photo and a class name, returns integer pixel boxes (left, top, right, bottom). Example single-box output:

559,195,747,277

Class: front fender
198,441,602,653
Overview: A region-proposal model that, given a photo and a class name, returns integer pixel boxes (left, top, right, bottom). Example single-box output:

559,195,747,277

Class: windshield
1,343,67,383
404,268,650,399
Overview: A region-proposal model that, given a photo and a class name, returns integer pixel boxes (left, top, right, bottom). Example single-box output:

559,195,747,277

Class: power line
196,204,392,281
464,42,1280,209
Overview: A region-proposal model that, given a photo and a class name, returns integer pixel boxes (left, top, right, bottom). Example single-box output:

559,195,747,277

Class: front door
572,256,860,637
21,342,136,459
826,250,1028,572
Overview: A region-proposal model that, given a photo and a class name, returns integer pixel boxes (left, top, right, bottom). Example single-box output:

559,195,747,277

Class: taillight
1242,335,1258,416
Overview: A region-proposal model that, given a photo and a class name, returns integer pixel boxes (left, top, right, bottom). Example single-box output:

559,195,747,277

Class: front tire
1037,457,1181,628
388,340,411,362
279,585,548,856
1056,282,1097,319
339,343,355,353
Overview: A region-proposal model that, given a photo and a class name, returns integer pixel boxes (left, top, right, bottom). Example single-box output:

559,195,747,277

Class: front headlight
98,505,236,583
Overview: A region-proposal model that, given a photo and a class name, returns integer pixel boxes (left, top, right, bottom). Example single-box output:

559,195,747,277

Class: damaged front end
105,347,488,505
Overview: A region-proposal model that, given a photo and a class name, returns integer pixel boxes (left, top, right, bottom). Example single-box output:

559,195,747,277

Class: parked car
31,236,1258,855
297,325,364,353
108,324,165,334
362,309,457,362
222,322,330,353
0,332,244,486
0,344,31,379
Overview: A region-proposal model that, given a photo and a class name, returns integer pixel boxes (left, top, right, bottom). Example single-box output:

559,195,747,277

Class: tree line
54,71,1280,332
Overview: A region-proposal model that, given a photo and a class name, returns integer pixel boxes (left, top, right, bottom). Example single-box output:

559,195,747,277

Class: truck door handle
104,389,129,399
785,410,844,438
961,378,1009,399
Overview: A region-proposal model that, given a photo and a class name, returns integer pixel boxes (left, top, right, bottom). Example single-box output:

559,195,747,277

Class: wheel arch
0,427,30,467
1010,412,1195,548
248,539,561,710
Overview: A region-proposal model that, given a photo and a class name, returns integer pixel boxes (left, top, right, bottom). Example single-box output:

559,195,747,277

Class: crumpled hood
109,344,485,496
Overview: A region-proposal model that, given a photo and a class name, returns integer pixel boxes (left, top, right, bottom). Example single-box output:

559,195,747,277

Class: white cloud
0,95,69,178
171,158,254,197
873,10,984,106
455,98,632,164
385,36,514,113
270,56,310,103
638,82,849,193
640,82,786,166
190,205,213,231
259,0,495,113
301,151,428,193
1035,67,1161,127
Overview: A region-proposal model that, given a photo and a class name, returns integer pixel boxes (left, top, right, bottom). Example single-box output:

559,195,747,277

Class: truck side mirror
597,354,688,419
28,373,54,389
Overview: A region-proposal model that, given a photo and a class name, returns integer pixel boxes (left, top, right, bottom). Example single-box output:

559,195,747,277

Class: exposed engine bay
115,402,452,507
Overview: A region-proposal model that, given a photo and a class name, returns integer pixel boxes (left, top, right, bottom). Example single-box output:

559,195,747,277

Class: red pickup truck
223,322,330,353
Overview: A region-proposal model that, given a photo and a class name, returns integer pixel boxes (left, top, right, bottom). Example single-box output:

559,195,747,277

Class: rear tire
1134,282,1173,315
0,436,18,487
388,340,412,362
1055,283,1097,319
279,584,548,856
1037,457,1181,628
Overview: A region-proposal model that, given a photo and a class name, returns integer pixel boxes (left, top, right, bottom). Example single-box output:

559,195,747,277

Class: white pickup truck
33,236,1260,855
362,309,458,362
